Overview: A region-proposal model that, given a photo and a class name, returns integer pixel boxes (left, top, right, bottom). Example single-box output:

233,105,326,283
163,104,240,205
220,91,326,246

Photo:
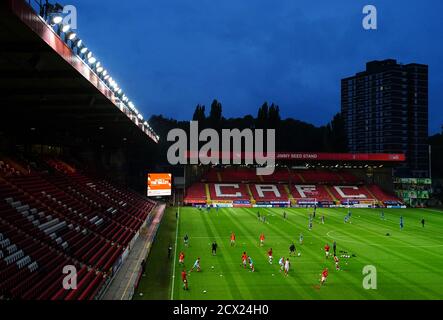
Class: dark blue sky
73,0,443,133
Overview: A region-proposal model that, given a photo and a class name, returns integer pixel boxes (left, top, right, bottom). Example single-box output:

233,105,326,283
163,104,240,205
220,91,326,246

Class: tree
329,112,347,152
268,103,281,128
209,99,222,123
150,102,351,165
257,102,269,128
192,104,206,122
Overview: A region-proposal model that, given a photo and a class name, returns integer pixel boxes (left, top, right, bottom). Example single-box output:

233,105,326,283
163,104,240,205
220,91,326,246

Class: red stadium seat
0,156,157,300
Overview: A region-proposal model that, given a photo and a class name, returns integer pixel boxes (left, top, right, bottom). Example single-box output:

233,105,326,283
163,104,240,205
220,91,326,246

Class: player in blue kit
190,257,201,272
248,256,255,272
278,256,285,271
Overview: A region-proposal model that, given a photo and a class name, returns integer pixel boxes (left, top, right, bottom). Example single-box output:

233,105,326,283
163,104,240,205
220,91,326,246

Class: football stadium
1,0,443,304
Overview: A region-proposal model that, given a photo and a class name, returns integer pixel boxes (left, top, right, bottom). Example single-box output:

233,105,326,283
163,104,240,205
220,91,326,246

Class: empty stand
208,183,250,201
366,185,402,204
0,156,156,300
185,168,400,207
184,183,207,204
289,184,333,202
249,184,288,202
202,168,359,184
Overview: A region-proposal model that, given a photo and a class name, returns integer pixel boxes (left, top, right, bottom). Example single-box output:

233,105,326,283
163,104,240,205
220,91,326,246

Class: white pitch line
325,230,443,247
170,207,179,300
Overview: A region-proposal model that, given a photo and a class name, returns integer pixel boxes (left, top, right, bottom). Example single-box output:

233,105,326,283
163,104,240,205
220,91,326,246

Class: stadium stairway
246,184,256,204
284,185,296,206
363,185,381,205
295,172,305,183
205,184,211,203
366,185,401,204
324,185,338,202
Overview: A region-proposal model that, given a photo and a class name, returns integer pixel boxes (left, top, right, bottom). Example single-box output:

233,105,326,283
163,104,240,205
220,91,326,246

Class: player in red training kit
230,232,236,246
241,252,248,268
178,252,185,265
334,255,340,270
268,248,273,264
324,243,330,258
259,233,265,247
181,269,188,290
320,268,329,286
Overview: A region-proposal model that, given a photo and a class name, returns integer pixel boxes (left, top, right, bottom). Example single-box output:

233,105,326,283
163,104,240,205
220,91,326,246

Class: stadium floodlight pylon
39,0,159,141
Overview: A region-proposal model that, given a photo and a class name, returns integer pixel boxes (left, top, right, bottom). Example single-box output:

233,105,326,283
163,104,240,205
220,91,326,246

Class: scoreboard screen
147,173,172,196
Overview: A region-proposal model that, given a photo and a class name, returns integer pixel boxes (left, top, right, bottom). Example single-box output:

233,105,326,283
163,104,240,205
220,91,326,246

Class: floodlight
61,24,70,33
52,15,63,24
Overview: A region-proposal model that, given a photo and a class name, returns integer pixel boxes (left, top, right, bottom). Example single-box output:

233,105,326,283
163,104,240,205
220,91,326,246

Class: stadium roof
0,0,158,148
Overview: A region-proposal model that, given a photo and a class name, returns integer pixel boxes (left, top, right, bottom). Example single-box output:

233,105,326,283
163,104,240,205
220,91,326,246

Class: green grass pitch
135,206,443,300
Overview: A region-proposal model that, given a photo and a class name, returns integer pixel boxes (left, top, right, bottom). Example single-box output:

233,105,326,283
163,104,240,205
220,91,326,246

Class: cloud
74,0,443,132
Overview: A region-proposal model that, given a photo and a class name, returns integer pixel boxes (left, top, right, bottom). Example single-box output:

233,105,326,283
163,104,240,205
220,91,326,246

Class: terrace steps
295,173,305,183
324,185,338,202
284,185,296,205
205,183,211,203
364,185,380,204
246,184,256,203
